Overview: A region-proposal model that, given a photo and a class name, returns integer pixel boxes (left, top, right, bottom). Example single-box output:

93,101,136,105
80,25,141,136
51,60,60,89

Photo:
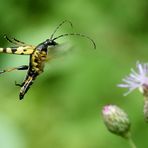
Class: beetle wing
0,45,36,55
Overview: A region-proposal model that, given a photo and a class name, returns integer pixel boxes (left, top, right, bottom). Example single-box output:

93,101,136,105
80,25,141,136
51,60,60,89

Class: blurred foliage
0,0,148,148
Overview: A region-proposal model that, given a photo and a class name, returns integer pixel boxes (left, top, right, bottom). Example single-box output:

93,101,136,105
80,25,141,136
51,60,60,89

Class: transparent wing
48,42,74,57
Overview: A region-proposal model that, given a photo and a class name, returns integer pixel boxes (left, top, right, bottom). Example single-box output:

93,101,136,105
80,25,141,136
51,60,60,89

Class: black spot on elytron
3,48,6,53
23,49,27,52
21,53,24,55
12,48,17,54
36,65,40,68
34,59,38,63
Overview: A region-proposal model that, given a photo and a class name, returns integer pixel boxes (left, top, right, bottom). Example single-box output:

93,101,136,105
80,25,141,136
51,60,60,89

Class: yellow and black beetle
0,20,96,100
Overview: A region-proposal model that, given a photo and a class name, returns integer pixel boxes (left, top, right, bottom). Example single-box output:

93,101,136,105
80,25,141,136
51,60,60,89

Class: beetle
0,20,96,100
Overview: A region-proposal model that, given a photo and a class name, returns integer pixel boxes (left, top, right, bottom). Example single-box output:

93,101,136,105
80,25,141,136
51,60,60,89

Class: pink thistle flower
118,62,148,96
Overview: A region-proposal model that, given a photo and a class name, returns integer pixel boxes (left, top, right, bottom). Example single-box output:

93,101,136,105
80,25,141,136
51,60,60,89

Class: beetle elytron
0,20,96,100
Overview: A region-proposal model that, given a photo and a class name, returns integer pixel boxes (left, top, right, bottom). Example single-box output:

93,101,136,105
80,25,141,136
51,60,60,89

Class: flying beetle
0,20,96,100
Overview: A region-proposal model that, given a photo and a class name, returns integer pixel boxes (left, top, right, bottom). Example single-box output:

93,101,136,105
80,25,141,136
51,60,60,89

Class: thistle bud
102,105,131,138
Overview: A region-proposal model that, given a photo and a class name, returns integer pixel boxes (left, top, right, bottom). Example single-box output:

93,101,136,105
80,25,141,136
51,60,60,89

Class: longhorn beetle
0,20,96,100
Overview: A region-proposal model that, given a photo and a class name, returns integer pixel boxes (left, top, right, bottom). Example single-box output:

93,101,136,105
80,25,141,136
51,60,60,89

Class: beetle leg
15,81,24,87
4,35,27,46
0,65,29,74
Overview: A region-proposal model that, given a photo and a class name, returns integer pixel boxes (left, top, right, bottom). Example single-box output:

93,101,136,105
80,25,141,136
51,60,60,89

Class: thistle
118,62,148,97
118,62,148,123
102,105,130,138
102,105,136,148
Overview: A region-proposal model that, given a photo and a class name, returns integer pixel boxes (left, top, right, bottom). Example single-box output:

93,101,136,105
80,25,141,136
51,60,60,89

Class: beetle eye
51,40,57,46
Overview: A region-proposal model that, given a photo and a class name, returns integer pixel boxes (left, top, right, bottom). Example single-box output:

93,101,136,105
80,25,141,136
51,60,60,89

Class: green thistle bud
102,105,131,138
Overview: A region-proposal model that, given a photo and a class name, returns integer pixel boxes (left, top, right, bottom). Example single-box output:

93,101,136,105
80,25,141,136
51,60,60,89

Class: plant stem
127,137,137,148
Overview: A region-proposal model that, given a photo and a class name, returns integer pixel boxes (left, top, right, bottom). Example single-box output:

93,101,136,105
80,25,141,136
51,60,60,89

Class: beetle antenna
53,33,96,49
50,20,73,40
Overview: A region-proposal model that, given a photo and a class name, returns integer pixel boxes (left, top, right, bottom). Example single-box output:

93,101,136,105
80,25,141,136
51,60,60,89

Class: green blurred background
0,0,148,148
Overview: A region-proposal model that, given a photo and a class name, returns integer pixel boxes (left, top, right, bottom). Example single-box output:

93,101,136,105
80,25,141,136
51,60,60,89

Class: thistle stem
143,97,148,122
127,137,137,148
